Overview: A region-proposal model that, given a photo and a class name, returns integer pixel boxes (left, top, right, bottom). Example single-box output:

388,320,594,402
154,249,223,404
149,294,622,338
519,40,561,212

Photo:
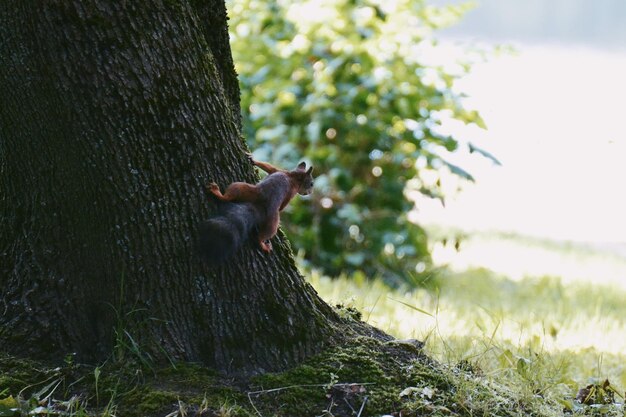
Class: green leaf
29,406,50,415
442,159,475,182
0,396,18,417
249,65,271,84
516,357,530,377
469,143,501,165
345,252,366,266
498,349,515,368
388,297,433,317
556,398,582,412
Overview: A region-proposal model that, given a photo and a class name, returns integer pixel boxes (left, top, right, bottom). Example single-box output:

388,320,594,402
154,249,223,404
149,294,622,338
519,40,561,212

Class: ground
1,307,567,417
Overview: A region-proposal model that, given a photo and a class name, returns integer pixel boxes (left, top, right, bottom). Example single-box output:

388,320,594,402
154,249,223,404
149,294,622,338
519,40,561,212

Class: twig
247,382,374,396
247,382,376,417
247,392,263,417
343,398,356,414
357,396,368,417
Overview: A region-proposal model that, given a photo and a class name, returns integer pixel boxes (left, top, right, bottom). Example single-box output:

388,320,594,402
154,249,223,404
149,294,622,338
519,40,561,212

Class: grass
1,325,563,417
309,230,626,412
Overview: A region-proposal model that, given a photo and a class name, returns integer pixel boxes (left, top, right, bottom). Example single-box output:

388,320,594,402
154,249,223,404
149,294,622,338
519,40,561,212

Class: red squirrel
198,155,314,263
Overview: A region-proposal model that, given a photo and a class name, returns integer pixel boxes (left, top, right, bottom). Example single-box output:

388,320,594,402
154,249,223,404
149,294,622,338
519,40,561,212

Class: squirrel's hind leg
259,239,273,253
258,213,280,253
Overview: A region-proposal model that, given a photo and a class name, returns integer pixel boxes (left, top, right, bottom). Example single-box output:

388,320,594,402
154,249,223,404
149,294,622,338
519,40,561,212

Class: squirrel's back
256,172,292,213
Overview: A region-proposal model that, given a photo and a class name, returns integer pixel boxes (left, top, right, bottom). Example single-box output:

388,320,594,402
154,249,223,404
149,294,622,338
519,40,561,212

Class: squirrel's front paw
245,152,256,164
260,240,272,253
206,182,220,192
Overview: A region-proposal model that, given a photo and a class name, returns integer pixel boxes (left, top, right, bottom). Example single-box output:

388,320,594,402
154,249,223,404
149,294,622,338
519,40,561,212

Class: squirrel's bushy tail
198,202,261,263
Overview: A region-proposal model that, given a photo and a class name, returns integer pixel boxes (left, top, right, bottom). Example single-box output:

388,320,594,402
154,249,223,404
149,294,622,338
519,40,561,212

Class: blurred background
417,0,626,274
227,0,626,408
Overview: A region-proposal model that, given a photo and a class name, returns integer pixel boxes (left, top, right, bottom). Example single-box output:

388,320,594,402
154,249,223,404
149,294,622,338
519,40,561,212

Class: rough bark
0,1,342,376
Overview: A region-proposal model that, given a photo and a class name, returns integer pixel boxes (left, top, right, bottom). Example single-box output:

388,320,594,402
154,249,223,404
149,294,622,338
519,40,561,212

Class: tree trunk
0,1,344,376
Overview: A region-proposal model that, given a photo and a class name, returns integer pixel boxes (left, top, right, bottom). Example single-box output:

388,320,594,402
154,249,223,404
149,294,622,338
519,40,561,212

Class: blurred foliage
228,0,488,285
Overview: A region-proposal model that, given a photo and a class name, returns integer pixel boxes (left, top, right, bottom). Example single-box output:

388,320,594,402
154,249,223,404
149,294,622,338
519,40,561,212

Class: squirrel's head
294,162,314,195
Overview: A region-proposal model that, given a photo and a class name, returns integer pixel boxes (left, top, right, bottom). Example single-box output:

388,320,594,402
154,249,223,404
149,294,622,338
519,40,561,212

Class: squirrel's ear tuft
306,166,313,175
297,161,307,171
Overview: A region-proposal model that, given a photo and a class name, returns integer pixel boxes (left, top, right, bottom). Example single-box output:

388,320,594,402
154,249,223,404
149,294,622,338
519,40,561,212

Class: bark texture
0,1,341,376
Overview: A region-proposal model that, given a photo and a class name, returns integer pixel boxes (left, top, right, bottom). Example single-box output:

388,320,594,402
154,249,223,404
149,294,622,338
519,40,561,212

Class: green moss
107,362,247,417
334,304,363,321
0,354,49,395
0,336,566,417
248,337,430,415
248,336,562,417
130,389,179,416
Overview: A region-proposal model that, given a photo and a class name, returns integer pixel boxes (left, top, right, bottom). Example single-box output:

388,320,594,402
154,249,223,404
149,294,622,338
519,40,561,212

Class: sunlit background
410,1,626,294
229,0,626,405
387,0,626,395
321,0,626,399
418,0,626,244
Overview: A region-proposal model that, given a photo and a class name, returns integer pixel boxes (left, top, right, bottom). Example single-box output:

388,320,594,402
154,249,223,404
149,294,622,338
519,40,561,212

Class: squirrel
198,155,314,263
